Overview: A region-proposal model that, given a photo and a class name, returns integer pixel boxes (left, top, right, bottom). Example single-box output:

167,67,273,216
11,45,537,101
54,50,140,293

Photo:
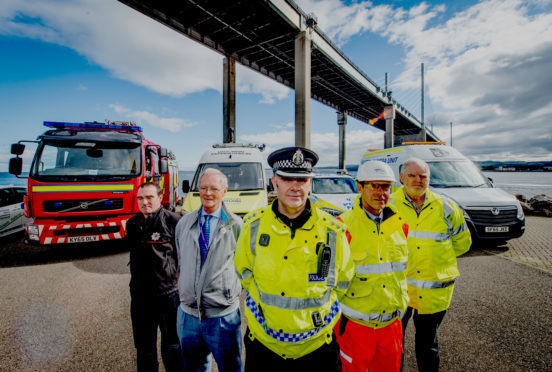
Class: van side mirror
9,157,23,176
159,159,169,174
11,143,25,155
182,180,190,194
487,177,495,187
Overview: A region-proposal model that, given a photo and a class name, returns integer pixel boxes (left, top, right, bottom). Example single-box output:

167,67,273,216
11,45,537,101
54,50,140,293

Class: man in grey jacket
175,168,243,372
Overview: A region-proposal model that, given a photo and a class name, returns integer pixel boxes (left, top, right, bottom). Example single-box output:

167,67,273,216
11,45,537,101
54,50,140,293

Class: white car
310,173,358,216
0,186,29,238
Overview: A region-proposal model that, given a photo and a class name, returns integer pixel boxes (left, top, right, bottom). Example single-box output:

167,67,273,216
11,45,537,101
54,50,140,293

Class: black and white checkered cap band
273,159,315,178
273,159,312,171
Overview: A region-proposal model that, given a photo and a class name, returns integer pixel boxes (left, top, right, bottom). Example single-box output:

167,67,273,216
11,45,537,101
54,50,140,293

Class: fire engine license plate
485,226,509,233
68,236,99,243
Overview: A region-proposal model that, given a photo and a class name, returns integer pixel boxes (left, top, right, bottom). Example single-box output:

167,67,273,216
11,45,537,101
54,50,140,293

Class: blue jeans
177,306,243,372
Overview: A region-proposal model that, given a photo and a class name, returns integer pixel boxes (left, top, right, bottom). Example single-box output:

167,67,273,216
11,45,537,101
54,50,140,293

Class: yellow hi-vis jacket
338,196,409,329
234,202,354,359
390,188,471,314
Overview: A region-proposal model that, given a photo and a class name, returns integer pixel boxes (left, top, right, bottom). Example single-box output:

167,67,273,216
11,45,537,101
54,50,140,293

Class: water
482,171,552,199
2,171,550,199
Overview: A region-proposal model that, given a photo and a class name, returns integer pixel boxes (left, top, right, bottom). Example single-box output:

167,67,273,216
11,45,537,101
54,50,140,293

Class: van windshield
192,162,264,191
428,160,490,188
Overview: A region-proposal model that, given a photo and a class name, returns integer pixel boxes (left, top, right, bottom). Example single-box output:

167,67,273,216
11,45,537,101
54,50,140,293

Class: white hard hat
356,161,396,182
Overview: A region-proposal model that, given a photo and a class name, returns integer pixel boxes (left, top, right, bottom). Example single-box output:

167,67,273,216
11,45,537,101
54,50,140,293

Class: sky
1,0,551,171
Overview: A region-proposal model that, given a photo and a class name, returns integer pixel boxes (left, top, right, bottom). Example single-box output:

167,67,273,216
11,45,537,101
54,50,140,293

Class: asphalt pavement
0,217,550,371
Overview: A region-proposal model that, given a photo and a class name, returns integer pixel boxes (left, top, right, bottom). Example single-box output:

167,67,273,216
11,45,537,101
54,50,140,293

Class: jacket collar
269,199,317,233
193,202,231,226
141,207,163,224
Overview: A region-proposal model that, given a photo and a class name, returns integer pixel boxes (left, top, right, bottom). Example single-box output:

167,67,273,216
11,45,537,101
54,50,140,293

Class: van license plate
68,236,99,243
485,226,509,233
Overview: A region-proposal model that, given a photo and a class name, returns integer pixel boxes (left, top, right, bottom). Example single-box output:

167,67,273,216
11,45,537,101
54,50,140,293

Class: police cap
268,146,318,178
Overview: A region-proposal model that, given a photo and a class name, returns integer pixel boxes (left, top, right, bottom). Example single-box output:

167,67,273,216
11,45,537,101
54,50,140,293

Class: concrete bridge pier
337,111,347,171
223,57,236,143
294,30,311,149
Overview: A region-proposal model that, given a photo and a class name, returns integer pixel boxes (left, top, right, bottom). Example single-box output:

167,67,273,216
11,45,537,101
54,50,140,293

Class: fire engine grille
465,207,518,225
52,226,121,237
43,199,124,212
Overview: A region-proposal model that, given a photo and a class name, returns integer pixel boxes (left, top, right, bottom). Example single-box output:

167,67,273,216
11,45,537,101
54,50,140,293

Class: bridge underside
119,0,437,140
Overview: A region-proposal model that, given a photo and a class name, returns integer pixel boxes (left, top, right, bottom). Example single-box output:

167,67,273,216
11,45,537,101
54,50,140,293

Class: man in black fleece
126,182,183,372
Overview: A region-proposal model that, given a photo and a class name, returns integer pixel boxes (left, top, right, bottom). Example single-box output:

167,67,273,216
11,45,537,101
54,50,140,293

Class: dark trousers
401,307,446,372
244,328,341,372
130,291,184,372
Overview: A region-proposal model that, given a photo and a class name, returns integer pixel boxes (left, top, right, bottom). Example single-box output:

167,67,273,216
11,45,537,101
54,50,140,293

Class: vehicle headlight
516,201,525,220
27,224,39,240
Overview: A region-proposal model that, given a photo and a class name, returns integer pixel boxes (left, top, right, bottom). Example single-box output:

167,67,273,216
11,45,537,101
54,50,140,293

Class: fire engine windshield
191,163,264,191
31,141,142,181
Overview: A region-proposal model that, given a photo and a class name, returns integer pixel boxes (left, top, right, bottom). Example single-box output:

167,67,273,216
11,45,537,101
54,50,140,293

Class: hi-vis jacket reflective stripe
339,196,409,329
234,202,354,359
390,188,471,314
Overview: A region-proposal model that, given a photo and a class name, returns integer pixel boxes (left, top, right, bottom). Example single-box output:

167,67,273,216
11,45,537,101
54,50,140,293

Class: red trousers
335,316,403,372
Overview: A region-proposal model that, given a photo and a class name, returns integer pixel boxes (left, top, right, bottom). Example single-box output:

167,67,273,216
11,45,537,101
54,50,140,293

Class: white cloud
240,130,295,146
240,125,383,167
237,66,291,104
0,0,289,103
109,104,196,133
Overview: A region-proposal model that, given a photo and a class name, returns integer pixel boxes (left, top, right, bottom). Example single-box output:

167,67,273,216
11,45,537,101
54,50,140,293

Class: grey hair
399,158,430,176
200,168,228,188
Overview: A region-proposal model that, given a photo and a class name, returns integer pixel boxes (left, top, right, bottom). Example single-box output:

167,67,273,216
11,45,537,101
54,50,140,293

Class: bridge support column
337,111,347,171
384,105,395,149
295,31,311,148
223,57,236,143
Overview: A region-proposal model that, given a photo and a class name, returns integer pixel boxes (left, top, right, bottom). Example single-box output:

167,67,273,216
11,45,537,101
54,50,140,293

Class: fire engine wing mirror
158,147,168,158
182,180,190,194
159,159,169,174
9,157,23,176
11,143,25,155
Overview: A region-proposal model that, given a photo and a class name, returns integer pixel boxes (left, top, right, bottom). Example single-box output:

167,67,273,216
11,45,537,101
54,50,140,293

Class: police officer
234,146,354,372
390,158,471,372
336,161,409,372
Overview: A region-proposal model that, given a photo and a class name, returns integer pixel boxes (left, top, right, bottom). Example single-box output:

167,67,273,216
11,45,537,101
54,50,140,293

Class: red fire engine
9,121,179,245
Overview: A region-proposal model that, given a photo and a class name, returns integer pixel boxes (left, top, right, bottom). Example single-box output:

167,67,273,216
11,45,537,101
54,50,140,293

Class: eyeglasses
199,186,222,193
360,182,392,192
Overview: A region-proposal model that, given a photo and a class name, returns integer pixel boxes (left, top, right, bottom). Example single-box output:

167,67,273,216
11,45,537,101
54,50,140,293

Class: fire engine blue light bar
44,121,143,132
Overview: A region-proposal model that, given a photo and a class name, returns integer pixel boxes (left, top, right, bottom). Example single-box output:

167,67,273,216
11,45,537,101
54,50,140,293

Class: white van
182,143,268,217
360,143,525,244
310,172,358,216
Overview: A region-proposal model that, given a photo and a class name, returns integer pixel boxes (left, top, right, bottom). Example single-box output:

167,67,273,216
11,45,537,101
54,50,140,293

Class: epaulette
317,209,347,234
242,207,266,225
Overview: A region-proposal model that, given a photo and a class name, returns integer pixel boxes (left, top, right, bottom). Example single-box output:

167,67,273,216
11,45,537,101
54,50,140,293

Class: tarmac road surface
0,216,550,371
